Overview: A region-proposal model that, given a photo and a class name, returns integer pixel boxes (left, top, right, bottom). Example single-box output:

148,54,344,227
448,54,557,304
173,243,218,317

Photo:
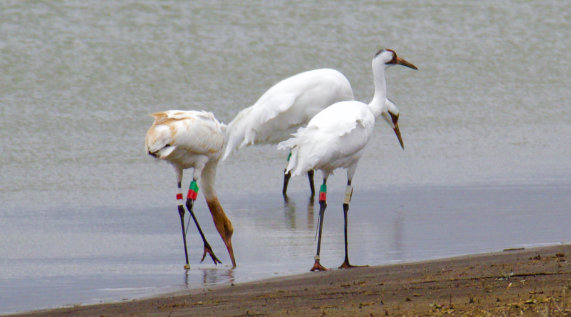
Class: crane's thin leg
338,181,366,269
282,170,291,199
311,180,328,271
185,179,221,265
307,170,315,197
282,152,292,199
176,183,190,270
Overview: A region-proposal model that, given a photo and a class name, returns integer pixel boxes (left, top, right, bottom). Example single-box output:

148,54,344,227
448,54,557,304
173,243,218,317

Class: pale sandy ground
9,244,570,317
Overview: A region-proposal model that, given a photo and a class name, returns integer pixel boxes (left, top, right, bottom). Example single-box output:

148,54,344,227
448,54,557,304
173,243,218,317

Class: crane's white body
145,110,235,267
279,50,403,180
278,49,417,271
223,68,354,160
145,110,225,188
279,100,375,178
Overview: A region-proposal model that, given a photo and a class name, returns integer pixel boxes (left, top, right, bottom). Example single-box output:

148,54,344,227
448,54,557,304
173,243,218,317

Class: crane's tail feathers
278,126,317,176
278,138,306,176
277,138,296,152
284,148,298,175
221,145,233,161
221,132,256,161
221,128,243,161
223,107,257,161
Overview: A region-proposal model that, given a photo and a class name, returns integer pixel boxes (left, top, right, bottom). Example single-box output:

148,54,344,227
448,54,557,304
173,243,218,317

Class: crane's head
374,48,418,70
381,99,404,149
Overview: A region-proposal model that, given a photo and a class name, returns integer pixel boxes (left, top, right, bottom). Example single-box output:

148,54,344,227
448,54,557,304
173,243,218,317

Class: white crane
223,68,405,199
145,110,236,269
222,68,354,198
278,49,417,271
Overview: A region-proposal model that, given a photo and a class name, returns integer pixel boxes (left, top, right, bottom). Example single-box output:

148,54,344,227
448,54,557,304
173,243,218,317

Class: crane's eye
383,49,397,64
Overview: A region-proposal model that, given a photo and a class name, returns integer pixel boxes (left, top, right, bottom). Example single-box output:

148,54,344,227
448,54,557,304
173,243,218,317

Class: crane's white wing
223,68,353,160
145,110,225,159
278,101,374,176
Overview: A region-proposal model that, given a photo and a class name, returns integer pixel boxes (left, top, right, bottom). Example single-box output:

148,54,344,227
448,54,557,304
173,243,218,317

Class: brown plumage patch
150,112,194,126
206,198,233,240
169,123,177,139
386,49,398,64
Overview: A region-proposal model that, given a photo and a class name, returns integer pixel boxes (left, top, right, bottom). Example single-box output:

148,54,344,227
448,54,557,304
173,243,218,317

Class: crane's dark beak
394,124,404,150
396,56,417,70
390,112,404,149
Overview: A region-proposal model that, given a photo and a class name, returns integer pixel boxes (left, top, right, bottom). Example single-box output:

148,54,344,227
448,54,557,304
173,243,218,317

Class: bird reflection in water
283,195,315,231
182,267,235,288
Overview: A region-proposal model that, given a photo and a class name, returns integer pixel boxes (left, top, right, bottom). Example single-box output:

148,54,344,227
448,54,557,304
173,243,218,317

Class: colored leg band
187,180,199,200
319,184,327,202
344,185,353,205
176,191,184,205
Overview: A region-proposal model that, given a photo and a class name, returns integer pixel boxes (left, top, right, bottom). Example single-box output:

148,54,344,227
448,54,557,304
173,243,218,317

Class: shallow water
1,0,570,314
1,184,569,313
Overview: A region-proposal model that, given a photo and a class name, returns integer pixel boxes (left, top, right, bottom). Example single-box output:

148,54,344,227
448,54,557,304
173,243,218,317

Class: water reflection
282,194,316,231
2,184,568,315
283,198,296,229
306,197,315,231
201,267,235,287
181,267,236,289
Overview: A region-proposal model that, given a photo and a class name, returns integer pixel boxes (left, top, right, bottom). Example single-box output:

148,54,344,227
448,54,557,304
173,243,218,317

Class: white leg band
344,185,353,205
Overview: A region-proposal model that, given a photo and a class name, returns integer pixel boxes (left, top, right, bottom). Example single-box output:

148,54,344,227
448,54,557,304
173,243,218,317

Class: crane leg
311,181,328,271
185,180,221,265
283,152,293,200
282,170,291,199
338,183,366,269
338,202,354,269
177,205,190,270
176,184,190,270
307,170,315,197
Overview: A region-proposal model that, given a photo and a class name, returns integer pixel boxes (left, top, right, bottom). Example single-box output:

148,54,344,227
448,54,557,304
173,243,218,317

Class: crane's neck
200,159,236,268
200,160,219,200
368,64,388,119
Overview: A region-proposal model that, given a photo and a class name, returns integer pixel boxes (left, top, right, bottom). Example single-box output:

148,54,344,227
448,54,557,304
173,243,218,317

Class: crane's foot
338,258,368,269
310,260,328,272
200,243,222,265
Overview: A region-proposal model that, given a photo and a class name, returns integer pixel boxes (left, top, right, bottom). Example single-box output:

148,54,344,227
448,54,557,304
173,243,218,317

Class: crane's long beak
394,123,404,150
390,112,404,149
396,56,417,70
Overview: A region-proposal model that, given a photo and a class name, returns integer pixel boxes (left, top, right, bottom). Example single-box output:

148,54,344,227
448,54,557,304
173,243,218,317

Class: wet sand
11,244,570,316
